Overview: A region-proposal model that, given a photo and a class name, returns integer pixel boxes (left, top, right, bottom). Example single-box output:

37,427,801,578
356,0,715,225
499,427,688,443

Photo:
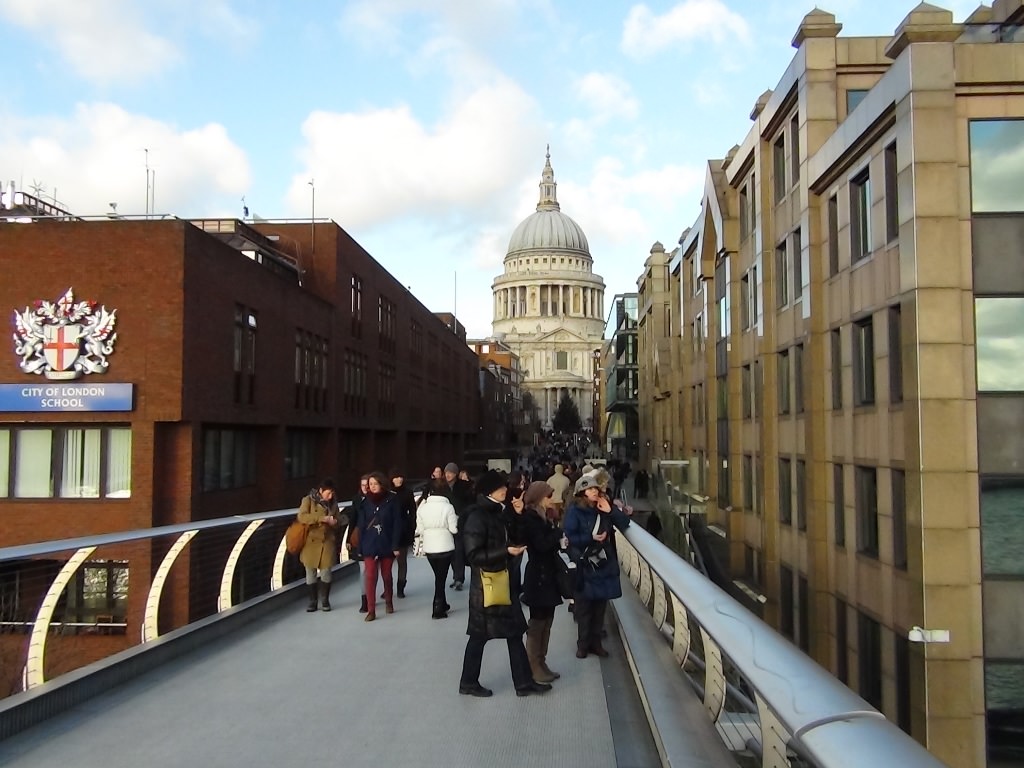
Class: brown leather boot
526,619,555,683
539,618,560,679
385,600,395,614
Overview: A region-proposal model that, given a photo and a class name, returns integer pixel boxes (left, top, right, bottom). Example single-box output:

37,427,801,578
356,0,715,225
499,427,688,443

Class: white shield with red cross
42,324,82,379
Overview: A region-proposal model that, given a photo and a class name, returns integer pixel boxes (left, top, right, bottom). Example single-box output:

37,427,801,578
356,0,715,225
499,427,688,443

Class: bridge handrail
620,523,949,767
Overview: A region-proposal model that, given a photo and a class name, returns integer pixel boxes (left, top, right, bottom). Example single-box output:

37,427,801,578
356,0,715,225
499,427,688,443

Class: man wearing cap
444,462,474,590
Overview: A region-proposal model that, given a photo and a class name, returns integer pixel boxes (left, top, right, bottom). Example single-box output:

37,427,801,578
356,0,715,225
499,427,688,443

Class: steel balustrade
616,523,950,767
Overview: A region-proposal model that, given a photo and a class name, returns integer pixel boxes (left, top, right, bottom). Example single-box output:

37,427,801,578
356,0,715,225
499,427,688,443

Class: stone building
635,3,1024,765
491,150,606,430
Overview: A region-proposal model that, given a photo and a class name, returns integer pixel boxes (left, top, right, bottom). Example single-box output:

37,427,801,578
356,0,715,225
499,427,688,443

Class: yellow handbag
480,568,511,607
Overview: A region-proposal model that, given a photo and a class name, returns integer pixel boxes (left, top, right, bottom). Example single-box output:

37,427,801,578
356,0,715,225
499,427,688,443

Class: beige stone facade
492,151,606,428
637,4,1024,765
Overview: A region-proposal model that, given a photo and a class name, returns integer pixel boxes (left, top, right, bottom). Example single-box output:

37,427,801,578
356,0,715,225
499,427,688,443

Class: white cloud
621,0,751,57
0,0,179,84
575,73,640,122
0,103,250,217
286,77,546,231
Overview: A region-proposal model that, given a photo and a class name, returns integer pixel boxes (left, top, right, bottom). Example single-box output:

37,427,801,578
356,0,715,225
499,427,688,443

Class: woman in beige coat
298,479,345,612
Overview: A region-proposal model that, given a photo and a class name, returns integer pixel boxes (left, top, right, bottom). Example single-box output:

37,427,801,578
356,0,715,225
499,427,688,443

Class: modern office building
636,3,1024,765
603,293,639,461
491,149,606,429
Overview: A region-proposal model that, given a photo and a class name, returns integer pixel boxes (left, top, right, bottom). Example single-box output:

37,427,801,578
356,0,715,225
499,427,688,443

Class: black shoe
516,681,552,697
358,595,368,614
459,683,493,697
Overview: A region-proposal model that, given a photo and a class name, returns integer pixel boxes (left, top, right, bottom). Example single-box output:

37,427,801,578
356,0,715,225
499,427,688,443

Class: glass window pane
970,119,1024,213
15,430,52,497
976,298,1024,391
981,481,1024,576
106,428,132,498
61,428,101,498
0,430,8,498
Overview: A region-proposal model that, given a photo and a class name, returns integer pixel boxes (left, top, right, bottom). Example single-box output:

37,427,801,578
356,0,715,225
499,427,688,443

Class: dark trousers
450,533,466,584
574,597,608,650
509,552,523,598
395,546,409,583
460,633,532,689
427,552,453,608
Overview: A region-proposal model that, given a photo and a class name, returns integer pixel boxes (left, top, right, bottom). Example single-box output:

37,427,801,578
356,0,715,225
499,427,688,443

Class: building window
892,469,907,569
233,304,257,405
790,114,801,188
778,349,791,415
851,169,872,263
285,429,316,480
857,612,883,709
350,274,363,338
847,89,869,113
0,426,131,499
969,119,1024,213
750,264,760,329
780,564,794,639
794,342,805,414
798,574,809,652
773,134,787,202
834,463,846,547
775,241,789,308
739,184,749,242
741,364,752,419
831,328,843,409
885,142,899,242
855,466,879,558
792,228,804,301
835,598,849,683
853,316,875,406
888,305,903,403
740,272,751,330
743,454,754,510
779,457,792,525
61,560,129,633
976,298,1024,391
378,296,397,353
828,194,840,276
202,428,257,491
796,459,807,531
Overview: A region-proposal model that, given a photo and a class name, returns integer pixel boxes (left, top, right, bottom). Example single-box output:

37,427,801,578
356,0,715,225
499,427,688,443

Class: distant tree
552,392,582,434
522,391,540,430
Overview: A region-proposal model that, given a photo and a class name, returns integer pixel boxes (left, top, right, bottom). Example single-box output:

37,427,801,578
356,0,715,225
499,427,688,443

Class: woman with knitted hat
519,481,566,683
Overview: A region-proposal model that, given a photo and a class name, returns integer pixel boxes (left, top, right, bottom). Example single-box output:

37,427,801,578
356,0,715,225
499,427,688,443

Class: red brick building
0,212,479,686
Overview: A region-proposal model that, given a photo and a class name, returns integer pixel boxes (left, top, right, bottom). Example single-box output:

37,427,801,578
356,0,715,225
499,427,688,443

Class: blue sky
0,0,978,337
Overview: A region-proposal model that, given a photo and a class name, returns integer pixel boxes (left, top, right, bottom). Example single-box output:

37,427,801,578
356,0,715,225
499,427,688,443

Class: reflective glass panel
981,480,1024,576
976,298,1024,391
970,119,1024,213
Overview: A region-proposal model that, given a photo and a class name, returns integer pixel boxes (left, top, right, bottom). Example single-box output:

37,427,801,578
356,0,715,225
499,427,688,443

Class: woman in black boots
519,481,565,684
415,478,458,618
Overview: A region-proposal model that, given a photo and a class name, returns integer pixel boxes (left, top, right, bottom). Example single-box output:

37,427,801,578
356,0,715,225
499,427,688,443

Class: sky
0,0,982,339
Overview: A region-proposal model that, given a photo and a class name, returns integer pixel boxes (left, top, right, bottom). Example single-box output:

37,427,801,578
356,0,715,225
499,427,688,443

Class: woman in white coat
416,477,460,619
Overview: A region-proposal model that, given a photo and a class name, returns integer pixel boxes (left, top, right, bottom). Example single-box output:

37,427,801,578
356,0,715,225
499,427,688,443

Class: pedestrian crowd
291,445,638,697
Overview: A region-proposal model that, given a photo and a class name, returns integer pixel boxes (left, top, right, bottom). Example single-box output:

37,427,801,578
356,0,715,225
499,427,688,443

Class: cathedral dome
506,149,590,260
507,209,589,257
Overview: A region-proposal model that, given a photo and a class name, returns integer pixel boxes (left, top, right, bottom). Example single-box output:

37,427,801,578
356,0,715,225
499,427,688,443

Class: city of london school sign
4,288,133,411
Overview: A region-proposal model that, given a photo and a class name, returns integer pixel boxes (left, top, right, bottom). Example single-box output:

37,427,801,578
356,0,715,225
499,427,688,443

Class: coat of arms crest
12,288,118,380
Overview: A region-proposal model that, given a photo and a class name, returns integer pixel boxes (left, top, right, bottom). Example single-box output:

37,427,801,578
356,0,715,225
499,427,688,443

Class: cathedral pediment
533,326,593,344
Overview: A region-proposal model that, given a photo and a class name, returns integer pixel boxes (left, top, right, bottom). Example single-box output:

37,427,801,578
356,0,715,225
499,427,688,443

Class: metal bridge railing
616,523,950,768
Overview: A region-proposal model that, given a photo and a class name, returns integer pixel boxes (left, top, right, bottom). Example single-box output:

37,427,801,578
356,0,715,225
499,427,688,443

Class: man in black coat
458,470,551,698
444,462,474,590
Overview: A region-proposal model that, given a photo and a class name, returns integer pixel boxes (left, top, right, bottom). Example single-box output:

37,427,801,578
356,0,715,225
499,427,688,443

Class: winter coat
345,492,366,562
415,495,458,554
563,497,630,601
546,469,571,506
448,479,475,532
520,508,564,609
392,483,417,547
356,492,403,559
297,492,347,570
463,496,528,639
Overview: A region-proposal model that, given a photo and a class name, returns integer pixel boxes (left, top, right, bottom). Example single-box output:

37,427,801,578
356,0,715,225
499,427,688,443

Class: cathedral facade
491,150,605,429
